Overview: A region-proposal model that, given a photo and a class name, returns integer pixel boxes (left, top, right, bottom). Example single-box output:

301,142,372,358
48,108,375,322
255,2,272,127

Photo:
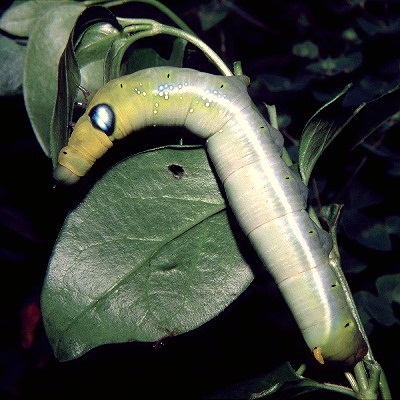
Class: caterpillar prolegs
54,67,367,364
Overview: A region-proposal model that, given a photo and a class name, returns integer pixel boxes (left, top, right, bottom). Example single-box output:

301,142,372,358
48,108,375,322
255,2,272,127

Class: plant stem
83,0,196,35
117,20,233,75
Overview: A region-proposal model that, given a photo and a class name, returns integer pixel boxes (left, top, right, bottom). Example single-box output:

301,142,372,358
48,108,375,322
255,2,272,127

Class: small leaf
340,250,368,274
41,147,253,361
342,28,360,43
258,73,313,92
376,274,400,304
292,40,319,59
340,210,392,251
354,288,400,330
124,38,187,74
198,0,229,31
298,84,353,184
347,181,385,210
345,83,400,151
75,22,120,67
299,81,400,184
124,48,172,72
357,16,400,35
306,52,362,76
363,292,398,327
299,81,400,183
385,215,400,236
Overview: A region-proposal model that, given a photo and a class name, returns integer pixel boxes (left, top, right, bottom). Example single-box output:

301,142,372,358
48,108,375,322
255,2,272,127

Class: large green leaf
41,146,253,361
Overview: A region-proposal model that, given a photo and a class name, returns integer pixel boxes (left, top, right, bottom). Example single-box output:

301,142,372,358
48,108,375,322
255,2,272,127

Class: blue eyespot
89,103,115,136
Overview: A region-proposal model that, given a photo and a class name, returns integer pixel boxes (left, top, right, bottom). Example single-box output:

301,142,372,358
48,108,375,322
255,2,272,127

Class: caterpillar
54,66,367,365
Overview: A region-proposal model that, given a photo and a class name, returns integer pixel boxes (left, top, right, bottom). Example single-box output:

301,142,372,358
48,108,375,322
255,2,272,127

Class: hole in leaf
167,164,185,179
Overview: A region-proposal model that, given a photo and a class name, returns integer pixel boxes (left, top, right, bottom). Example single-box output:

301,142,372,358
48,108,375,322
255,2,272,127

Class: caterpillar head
53,164,82,185
53,103,116,184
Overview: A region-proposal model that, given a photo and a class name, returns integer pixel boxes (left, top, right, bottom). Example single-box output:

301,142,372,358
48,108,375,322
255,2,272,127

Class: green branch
83,0,196,35
113,19,233,76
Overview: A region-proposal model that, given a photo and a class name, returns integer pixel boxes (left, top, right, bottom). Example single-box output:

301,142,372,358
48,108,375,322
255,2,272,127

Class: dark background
1,0,399,398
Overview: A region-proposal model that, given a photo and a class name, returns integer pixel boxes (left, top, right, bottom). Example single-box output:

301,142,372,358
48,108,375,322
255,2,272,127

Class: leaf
23,2,86,157
364,294,398,327
41,147,253,361
353,290,398,328
258,73,313,92
75,15,122,94
0,35,25,96
357,16,400,35
49,37,81,167
347,181,385,210
345,83,400,151
124,48,174,73
299,82,400,184
385,215,400,236
339,249,368,274
340,210,392,251
306,52,362,76
49,6,122,164
0,0,61,37
298,84,353,184
198,0,229,31
376,274,400,304
75,21,120,68
292,40,319,59
342,28,360,44
124,38,187,74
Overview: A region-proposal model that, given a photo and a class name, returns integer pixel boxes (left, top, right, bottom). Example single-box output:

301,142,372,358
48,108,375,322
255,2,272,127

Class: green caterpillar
54,66,367,365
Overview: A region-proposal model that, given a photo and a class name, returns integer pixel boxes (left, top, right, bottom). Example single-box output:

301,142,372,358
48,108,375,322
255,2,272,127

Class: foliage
0,0,399,398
